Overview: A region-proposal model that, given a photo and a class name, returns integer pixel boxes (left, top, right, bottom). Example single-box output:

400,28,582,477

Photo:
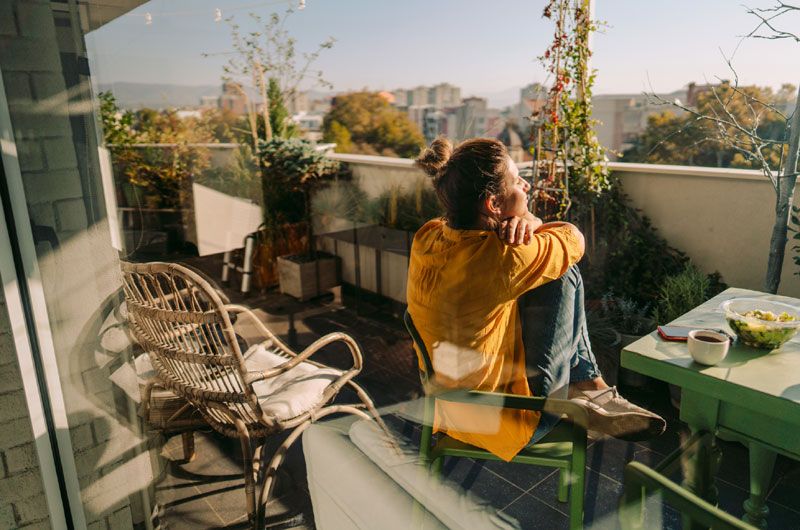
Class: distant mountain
97,82,337,110
97,82,222,109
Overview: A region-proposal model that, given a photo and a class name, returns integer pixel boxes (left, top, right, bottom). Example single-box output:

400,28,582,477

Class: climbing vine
533,0,611,220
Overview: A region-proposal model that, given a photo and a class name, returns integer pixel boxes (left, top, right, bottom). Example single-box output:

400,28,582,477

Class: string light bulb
214,8,222,22
144,12,152,25
298,0,306,10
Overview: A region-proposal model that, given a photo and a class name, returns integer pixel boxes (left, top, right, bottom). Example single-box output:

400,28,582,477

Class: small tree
649,2,800,293
258,138,340,257
207,9,334,148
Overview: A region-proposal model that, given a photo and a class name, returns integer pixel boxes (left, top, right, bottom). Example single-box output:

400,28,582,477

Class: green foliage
194,144,261,204
312,177,442,233
791,205,800,276
373,179,443,232
573,174,689,305
325,120,353,152
99,92,214,209
600,292,654,336
312,179,377,225
652,264,726,325
537,0,611,220
623,83,794,169
258,138,340,254
322,91,425,158
267,77,299,139
98,92,136,146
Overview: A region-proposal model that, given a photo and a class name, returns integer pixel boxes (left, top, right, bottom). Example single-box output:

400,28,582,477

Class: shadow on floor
155,256,800,529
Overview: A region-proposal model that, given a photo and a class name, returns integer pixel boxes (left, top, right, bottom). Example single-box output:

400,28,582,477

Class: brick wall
0,297,50,530
1,1,154,528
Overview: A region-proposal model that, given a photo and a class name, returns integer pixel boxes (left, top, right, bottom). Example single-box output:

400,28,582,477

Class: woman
407,137,664,461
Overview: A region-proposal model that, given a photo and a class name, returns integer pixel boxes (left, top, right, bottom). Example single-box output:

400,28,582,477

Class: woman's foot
568,385,666,441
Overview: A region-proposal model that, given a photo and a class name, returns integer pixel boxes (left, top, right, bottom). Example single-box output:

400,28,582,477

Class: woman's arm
536,222,585,256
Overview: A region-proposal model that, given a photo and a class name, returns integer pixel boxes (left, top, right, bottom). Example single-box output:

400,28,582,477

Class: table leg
681,429,721,530
743,442,777,529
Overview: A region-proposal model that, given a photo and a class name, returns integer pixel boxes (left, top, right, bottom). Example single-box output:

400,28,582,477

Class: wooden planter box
277,253,341,301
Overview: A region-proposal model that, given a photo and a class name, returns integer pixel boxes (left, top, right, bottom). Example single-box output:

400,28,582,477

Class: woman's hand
499,213,542,245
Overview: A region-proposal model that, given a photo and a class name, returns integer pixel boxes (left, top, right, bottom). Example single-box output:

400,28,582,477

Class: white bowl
687,329,730,366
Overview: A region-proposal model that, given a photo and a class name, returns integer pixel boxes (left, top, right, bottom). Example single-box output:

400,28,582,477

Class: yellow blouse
406,219,584,461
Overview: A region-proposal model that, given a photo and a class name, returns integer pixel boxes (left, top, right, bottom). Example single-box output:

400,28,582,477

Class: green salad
727,309,798,349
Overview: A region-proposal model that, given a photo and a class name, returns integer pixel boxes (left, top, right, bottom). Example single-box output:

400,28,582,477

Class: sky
86,0,799,106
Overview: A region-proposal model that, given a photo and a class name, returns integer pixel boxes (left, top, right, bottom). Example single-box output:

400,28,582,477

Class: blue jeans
518,265,601,444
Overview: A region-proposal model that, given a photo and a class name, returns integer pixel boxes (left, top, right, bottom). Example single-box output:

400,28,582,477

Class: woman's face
495,157,531,219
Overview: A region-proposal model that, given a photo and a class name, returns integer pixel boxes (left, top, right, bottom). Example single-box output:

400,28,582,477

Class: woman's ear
482,194,502,217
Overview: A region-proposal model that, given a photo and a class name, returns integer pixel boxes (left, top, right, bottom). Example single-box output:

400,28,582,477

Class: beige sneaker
568,386,666,441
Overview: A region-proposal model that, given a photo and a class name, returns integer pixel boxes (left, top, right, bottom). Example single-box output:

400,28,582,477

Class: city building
217,81,248,116
292,112,324,142
593,88,687,158
428,83,461,108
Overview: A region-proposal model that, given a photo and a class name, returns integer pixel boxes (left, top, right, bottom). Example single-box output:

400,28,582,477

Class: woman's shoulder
414,218,446,240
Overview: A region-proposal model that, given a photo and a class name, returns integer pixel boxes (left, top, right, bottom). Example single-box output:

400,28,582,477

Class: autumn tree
624,83,794,169
322,91,425,158
99,92,214,209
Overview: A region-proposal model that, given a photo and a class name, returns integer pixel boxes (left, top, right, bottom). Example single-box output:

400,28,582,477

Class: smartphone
657,326,694,341
657,325,733,342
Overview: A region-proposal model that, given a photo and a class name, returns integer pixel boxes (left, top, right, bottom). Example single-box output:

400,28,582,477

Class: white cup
687,329,730,366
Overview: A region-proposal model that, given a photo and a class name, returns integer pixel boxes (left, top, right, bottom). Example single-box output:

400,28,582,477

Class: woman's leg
520,265,666,442
518,265,602,443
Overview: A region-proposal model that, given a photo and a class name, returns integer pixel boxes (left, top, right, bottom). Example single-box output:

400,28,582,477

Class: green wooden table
621,287,800,529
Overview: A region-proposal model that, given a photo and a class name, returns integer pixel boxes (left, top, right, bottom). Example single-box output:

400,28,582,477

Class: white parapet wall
327,153,800,299
610,162,800,299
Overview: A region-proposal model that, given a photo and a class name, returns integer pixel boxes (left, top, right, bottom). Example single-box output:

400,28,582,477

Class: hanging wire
125,0,293,24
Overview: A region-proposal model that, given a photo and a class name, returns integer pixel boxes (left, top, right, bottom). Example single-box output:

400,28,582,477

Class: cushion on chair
349,419,521,530
244,342,344,421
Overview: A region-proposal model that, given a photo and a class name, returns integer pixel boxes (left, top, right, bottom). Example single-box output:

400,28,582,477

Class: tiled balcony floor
151,256,800,529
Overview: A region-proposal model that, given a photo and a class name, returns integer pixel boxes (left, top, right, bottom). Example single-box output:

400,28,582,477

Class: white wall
329,154,800,299
610,162,800,298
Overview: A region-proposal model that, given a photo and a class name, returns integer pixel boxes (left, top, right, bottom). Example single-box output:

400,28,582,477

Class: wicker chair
120,261,390,528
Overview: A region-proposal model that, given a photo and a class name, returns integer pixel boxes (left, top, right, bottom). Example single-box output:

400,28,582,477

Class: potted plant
259,138,341,301
599,292,655,387
653,264,726,406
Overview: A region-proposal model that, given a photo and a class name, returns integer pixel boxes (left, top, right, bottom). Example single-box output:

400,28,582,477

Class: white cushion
349,420,521,530
303,416,448,530
244,343,343,421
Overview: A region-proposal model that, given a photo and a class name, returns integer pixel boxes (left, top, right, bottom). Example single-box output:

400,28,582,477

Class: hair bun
415,136,453,178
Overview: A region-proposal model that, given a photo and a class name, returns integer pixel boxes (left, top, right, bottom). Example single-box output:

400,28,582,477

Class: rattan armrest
244,331,363,385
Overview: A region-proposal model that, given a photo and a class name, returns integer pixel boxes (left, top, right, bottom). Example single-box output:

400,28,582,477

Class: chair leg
558,467,569,503
431,456,444,476
569,428,587,530
256,405,372,528
233,418,257,529
180,432,195,462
